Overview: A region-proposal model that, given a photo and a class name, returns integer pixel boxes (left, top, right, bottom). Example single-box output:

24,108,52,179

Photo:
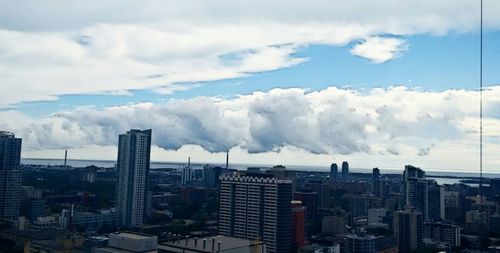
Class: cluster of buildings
0,129,500,252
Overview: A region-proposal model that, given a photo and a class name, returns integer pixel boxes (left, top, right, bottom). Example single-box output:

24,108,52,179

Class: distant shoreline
21,157,500,178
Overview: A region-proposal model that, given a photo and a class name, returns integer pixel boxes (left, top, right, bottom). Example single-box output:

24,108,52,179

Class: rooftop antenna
479,0,484,251
479,0,484,210
64,149,68,168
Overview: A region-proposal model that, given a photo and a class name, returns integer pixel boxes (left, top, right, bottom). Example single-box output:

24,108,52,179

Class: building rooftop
0,131,15,137
159,235,263,253
219,174,292,184
93,247,157,253
345,233,379,240
0,228,57,241
300,243,338,251
93,232,158,253
113,232,153,240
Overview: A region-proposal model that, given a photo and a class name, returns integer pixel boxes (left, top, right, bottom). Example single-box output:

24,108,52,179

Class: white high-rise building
115,129,152,227
403,165,429,220
219,174,293,253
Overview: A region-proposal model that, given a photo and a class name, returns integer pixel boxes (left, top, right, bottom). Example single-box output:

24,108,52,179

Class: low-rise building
93,232,158,253
159,235,265,253
30,216,59,231
322,211,351,235
72,208,118,232
423,221,460,248
25,234,85,253
345,233,379,253
367,208,391,229
465,210,489,234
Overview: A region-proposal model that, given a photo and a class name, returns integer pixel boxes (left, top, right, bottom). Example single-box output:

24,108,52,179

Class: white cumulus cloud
350,37,408,63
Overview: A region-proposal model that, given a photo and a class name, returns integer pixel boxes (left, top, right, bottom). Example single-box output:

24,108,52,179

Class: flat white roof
112,232,154,240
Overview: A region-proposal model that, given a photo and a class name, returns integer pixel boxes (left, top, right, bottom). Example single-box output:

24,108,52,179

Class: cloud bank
2,86,500,169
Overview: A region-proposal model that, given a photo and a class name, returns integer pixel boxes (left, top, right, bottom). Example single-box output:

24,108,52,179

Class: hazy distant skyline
1,1,500,171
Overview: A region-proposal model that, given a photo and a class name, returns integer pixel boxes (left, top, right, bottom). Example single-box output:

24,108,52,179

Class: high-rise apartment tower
115,129,152,227
403,165,428,220
219,174,293,253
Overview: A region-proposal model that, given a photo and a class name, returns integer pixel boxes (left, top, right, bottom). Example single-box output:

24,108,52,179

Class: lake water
22,158,500,185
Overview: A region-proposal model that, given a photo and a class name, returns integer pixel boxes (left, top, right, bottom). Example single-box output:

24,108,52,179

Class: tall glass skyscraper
0,131,22,218
115,129,152,227
342,161,349,178
330,163,338,182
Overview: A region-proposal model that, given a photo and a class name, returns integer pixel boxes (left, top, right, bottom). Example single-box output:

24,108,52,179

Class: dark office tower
403,165,428,220
0,131,22,218
20,187,45,222
342,161,349,178
203,165,222,188
394,207,423,253
427,182,441,221
294,191,319,219
372,167,380,181
440,188,464,222
491,178,500,197
372,168,381,197
330,163,338,182
219,175,293,253
115,129,152,227
305,180,330,208
20,198,45,222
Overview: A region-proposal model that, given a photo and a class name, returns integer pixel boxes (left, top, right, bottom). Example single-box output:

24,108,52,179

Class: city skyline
1,128,499,252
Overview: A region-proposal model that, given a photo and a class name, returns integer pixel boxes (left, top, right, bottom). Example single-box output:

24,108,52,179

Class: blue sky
15,31,500,117
1,0,500,171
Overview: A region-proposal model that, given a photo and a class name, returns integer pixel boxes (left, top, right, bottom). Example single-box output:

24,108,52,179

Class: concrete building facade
219,175,293,253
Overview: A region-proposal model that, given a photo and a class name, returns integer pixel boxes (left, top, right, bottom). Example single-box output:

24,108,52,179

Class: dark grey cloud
418,146,431,156
387,147,400,155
